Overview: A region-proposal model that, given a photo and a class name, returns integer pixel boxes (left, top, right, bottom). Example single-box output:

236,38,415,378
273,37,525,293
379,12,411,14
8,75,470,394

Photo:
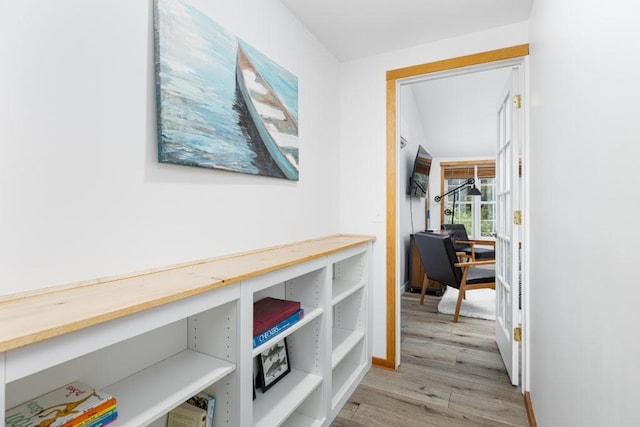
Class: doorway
384,44,530,389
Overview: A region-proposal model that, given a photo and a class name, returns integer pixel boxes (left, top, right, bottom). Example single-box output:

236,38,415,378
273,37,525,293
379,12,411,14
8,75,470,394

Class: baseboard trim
525,392,537,427
372,356,395,370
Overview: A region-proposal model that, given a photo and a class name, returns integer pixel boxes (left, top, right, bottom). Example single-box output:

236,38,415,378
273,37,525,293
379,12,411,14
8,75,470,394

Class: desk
409,233,444,296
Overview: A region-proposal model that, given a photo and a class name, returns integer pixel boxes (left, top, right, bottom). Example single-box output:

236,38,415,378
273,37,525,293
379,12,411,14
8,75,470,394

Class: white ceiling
279,0,532,158
279,0,533,61
408,67,512,158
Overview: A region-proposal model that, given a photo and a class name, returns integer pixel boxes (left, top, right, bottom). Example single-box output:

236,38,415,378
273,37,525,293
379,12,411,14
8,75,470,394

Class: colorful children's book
81,409,117,427
73,405,117,427
253,308,304,348
5,381,116,427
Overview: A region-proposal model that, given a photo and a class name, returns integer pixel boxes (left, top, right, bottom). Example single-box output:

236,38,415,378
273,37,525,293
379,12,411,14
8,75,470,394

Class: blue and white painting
154,0,299,180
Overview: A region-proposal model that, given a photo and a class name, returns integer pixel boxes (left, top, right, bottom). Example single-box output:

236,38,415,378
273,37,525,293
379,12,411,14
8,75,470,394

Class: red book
253,297,301,336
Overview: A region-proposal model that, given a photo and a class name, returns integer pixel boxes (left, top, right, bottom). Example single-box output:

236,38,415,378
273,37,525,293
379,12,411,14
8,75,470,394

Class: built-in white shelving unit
0,235,373,427
329,246,370,418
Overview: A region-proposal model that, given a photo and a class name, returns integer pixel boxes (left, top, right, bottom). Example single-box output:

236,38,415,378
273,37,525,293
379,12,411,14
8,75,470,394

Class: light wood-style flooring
331,290,529,427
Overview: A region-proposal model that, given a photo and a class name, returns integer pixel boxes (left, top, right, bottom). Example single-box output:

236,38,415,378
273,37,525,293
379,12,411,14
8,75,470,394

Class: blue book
87,410,117,427
253,309,304,348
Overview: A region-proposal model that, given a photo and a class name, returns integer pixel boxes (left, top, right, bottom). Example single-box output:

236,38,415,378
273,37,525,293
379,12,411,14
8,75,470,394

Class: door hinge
513,94,522,109
513,210,522,225
514,327,522,342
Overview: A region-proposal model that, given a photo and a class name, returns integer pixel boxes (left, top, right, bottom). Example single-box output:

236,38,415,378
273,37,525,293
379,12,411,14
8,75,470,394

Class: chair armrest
457,239,495,248
470,239,496,247
454,259,496,268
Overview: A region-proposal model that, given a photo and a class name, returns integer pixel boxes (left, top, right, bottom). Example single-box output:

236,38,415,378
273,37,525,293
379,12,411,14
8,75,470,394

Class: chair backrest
414,232,463,288
441,224,470,251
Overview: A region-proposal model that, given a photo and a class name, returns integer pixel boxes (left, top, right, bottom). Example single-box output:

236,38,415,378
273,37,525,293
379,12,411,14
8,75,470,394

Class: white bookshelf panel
331,340,366,412
333,290,365,336
285,268,326,312
287,316,324,375
251,267,325,313
280,412,324,427
205,370,238,427
189,299,238,362
332,277,365,306
244,258,326,296
104,349,235,426
328,244,368,265
332,327,365,368
289,384,325,425
331,250,367,291
331,360,360,410
253,369,322,427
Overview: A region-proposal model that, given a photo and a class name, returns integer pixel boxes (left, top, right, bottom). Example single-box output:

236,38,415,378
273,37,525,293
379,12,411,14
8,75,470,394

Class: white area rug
437,287,496,320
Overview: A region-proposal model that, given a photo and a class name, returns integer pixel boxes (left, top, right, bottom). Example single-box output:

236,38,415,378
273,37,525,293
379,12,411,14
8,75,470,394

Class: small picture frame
257,338,291,392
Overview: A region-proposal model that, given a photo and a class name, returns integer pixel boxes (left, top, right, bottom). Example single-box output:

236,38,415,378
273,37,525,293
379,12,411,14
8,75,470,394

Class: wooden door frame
382,44,529,368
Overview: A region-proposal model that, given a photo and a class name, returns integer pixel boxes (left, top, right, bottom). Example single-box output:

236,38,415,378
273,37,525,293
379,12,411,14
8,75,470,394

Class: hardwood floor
331,290,529,427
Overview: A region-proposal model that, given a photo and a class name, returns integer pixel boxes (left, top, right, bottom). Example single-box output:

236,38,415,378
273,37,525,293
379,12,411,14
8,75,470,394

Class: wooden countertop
0,234,375,352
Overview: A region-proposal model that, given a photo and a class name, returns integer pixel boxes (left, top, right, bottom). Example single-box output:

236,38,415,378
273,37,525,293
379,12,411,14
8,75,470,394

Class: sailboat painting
154,0,299,180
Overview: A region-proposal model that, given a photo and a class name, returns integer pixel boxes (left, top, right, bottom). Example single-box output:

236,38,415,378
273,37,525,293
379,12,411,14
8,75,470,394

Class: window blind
441,162,495,179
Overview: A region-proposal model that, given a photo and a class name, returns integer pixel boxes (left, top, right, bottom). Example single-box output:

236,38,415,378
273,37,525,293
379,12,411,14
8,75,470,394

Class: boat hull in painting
235,45,299,181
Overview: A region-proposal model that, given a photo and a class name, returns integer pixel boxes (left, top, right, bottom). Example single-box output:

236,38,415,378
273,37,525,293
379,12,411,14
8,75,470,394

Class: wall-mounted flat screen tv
407,145,432,198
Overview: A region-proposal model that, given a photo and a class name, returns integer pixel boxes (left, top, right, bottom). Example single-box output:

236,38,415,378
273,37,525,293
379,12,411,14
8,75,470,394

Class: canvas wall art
154,0,299,180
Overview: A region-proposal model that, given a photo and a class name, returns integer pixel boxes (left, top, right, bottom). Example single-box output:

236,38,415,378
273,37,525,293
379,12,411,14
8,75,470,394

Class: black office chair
414,232,495,323
441,223,495,261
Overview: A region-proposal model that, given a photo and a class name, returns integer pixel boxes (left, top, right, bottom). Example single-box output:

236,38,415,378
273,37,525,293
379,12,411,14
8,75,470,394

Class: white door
495,66,523,386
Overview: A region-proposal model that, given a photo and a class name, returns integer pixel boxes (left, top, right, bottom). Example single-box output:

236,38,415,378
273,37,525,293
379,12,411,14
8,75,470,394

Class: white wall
529,1,640,425
399,86,430,286
338,22,529,359
0,0,341,295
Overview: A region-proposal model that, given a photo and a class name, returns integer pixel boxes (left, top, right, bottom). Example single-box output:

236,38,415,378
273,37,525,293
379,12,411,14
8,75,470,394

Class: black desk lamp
434,178,482,223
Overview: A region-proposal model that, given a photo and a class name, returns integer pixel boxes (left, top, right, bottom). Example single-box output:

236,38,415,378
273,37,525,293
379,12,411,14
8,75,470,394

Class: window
441,161,495,239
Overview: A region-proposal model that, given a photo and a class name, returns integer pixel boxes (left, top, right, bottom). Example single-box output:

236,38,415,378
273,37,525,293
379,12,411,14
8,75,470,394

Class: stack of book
167,392,215,427
5,381,117,427
253,297,304,348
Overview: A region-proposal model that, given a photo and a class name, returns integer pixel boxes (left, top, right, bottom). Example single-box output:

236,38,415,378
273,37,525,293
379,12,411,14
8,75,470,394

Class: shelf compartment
252,306,323,357
333,288,364,334
332,278,365,306
331,251,367,299
332,327,365,368
103,349,235,426
331,357,365,411
253,369,323,427
332,360,362,410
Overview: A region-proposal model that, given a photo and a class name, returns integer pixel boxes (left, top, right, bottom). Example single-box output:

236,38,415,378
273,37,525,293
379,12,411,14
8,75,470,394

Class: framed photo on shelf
257,338,291,392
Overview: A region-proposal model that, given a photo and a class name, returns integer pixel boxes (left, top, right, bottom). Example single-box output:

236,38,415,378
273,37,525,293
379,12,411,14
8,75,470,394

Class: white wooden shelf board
252,306,323,357
103,349,235,426
331,328,364,368
331,360,364,410
331,278,364,306
280,413,325,427
253,369,322,427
